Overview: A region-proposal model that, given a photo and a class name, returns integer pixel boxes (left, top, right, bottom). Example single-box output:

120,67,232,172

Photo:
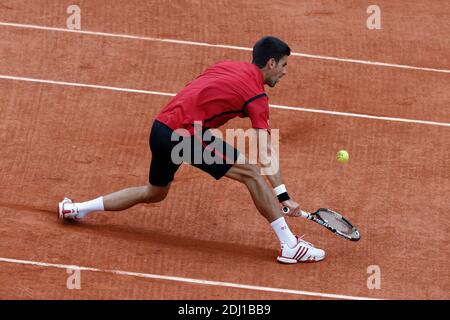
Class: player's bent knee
144,184,170,203
226,163,261,184
242,169,264,186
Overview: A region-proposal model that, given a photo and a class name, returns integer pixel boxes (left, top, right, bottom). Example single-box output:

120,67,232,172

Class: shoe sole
277,255,325,264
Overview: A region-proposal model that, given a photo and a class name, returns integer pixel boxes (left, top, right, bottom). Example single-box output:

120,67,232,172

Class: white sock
270,217,297,248
75,197,104,218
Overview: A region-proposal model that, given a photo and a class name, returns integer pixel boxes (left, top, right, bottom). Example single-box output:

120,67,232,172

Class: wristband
277,192,290,202
274,184,287,195
274,184,290,202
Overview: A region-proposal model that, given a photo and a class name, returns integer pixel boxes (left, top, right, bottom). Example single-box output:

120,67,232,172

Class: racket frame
293,208,360,241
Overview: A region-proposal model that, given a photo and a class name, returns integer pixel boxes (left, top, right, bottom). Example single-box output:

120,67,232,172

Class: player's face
267,56,288,87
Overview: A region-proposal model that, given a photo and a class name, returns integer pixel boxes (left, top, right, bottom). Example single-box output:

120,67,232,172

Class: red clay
0,1,449,300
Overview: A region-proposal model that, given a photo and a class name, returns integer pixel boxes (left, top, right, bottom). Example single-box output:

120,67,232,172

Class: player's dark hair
252,36,291,68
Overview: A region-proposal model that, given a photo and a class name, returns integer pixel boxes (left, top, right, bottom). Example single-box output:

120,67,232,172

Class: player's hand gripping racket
282,207,360,241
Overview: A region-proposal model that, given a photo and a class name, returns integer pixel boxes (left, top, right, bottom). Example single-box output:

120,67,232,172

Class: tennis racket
282,207,360,241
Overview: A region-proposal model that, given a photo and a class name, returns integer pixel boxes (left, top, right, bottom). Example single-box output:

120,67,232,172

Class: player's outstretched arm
254,129,301,217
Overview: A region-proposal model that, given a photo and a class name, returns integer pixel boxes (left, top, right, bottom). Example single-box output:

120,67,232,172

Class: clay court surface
0,1,449,300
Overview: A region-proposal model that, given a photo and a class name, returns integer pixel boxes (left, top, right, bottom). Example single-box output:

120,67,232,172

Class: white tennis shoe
58,197,81,220
277,236,325,264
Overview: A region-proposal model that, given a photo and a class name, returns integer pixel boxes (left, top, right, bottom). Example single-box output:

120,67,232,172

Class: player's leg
225,163,325,263
190,131,297,246
224,163,297,246
58,120,180,220
101,141,177,212
59,183,170,220
102,184,170,211
185,131,325,263
225,163,281,223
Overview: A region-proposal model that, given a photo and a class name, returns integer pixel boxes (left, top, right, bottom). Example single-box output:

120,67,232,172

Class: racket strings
317,211,354,234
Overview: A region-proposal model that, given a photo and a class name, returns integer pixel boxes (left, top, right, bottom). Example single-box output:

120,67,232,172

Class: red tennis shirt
155,61,270,134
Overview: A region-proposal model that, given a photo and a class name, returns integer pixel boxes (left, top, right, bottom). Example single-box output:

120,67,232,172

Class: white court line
1,21,450,74
0,74,176,97
270,104,450,127
1,74,449,128
0,257,382,300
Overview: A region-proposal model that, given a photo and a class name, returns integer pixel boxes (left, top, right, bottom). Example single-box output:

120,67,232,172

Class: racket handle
299,210,310,219
282,207,309,219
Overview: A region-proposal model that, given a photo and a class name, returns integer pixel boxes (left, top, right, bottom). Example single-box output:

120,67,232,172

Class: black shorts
149,120,240,187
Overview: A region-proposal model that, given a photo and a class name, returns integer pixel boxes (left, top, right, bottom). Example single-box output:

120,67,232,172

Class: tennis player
58,36,325,263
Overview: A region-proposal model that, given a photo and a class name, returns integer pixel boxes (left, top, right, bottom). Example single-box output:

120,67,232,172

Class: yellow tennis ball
336,150,349,163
